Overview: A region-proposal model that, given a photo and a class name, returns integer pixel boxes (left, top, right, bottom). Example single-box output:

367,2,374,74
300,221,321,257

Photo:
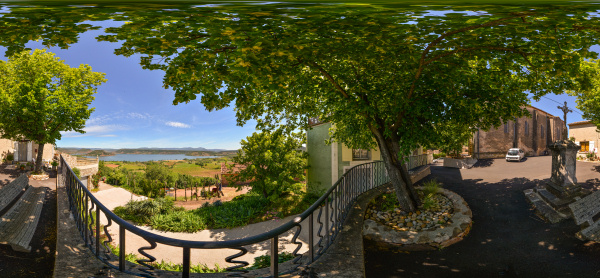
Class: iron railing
60,154,391,278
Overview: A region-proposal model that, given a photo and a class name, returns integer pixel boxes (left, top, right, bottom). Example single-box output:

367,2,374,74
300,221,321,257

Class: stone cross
557,101,572,140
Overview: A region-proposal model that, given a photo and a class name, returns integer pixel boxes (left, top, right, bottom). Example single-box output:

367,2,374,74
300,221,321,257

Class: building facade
306,120,429,193
307,122,382,193
568,120,599,159
471,106,565,159
0,137,55,163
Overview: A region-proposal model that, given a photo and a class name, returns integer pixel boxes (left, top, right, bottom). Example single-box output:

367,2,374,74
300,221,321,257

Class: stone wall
32,143,55,162
61,153,78,169
0,138,13,161
472,106,564,158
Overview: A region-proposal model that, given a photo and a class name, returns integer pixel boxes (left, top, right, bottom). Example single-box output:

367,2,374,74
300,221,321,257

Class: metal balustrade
60,154,393,278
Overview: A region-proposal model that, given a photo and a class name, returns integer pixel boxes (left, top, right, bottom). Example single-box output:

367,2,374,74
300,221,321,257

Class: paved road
365,156,600,278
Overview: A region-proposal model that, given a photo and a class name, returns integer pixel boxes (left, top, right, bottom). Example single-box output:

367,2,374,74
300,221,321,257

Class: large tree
571,60,600,129
0,49,106,172
230,130,307,200
93,4,600,212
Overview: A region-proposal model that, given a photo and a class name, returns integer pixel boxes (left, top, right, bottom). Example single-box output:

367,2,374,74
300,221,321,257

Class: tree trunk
34,143,44,173
369,125,419,212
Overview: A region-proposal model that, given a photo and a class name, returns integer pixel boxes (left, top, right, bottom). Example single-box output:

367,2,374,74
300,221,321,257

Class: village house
307,118,429,193
0,137,55,163
568,120,600,159
470,106,565,159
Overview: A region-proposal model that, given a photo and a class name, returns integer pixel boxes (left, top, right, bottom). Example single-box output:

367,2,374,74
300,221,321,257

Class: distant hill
87,150,114,156
58,147,237,157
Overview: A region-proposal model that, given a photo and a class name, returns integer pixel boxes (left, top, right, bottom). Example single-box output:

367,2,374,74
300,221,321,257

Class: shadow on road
365,165,600,278
471,159,494,168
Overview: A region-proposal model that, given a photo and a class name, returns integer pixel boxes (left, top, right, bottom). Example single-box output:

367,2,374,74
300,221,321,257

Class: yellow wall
569,122,600,155
340,142,381,162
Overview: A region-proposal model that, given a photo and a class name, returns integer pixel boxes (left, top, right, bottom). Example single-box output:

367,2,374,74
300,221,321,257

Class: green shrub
72,167,81,178
114,198,181,225
6,153,13,161
422,179,440,196
151,210,206,232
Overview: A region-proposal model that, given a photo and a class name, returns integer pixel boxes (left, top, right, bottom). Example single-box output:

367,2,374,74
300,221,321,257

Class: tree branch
408,12,536,100
305,60,350,99
423,46,538,69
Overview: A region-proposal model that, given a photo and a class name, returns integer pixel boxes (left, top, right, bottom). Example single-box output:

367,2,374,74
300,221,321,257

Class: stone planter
30,173,50,180
363,188,472,250
443,157,477,169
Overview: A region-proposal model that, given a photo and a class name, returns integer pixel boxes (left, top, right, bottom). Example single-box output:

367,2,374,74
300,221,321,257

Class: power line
540,96,585,116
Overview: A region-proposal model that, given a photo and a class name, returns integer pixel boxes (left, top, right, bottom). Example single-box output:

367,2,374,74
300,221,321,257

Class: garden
91,130,318,233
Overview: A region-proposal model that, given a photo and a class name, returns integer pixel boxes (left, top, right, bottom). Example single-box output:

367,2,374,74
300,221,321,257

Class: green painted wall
307,123,332,194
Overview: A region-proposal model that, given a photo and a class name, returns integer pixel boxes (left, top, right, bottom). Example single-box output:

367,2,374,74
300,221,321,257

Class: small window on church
525,121,529,135
541,125,544,138
352,149,370,160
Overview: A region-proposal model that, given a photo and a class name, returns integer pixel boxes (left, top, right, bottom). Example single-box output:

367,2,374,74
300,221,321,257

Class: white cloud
84,125,128,133
128,112,150,119
97,134,118,137
165,121,191,128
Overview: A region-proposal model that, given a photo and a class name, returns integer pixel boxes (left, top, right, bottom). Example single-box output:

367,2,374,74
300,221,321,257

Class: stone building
471,106,565,159
0,137,55,163
568,120,599,159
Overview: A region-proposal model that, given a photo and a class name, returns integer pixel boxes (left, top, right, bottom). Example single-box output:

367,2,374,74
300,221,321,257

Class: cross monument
557,101,572,140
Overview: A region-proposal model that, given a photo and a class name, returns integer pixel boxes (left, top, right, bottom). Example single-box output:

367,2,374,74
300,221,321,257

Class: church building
470,106,565,159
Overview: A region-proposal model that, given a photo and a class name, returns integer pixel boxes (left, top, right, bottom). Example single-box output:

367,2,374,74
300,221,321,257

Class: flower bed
363,187,472,250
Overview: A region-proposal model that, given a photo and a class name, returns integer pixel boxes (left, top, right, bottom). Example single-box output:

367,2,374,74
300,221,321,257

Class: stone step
536,188,574,209
524,189,569,224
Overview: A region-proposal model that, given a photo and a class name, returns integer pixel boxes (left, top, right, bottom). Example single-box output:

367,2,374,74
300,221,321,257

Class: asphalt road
365,156,600,278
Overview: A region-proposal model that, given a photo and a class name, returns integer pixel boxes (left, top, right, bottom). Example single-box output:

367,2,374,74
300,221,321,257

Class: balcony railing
59,154,391,278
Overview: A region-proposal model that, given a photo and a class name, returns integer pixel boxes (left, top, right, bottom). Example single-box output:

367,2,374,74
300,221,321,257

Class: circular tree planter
363,188,472,251
30,173,50,180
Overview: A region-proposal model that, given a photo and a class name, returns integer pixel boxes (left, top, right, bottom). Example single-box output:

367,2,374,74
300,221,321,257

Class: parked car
506,148,525,162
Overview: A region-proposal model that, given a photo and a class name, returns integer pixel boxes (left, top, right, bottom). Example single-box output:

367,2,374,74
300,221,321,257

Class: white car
506,148,525,162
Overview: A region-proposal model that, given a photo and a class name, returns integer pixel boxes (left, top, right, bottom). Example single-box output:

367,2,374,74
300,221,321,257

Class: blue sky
0,20,258,150
0,18,589,150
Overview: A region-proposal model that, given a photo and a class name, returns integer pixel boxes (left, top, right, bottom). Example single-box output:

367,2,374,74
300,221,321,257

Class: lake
86,154,220,162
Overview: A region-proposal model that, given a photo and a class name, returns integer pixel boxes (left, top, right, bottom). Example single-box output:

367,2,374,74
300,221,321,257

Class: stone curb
363,188,472,250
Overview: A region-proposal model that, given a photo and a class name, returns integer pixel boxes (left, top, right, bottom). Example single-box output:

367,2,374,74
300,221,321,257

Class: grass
171,161,221,176
107,243,226,273
114,189,319,233
370,180,443,212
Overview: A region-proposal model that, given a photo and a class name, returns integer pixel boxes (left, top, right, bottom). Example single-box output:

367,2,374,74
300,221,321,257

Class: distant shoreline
84,153,222,162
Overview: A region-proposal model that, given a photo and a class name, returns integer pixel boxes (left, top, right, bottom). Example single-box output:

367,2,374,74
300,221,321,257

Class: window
504,122,508,133
524,121,529,135
581,141,590,152
352,149,370,160
540,125,544,138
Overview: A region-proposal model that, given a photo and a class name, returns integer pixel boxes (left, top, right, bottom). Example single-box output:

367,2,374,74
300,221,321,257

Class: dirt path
89,182,319,268
169,186,250,210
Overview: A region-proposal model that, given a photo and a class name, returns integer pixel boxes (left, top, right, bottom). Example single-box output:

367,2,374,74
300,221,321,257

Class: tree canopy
91,4,600,210
230,130,307,200
2,3,600,210
0,49,106,171
571,60,600,129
